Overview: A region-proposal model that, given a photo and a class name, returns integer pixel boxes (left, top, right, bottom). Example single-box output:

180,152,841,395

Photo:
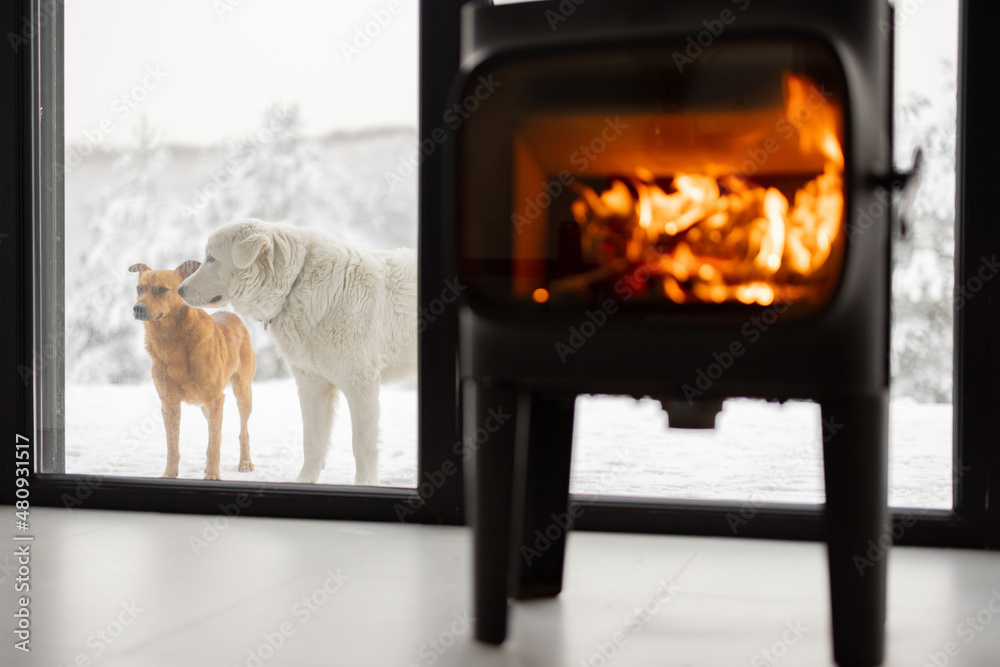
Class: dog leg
232,372,254,473
292,368,338,484
160,398,181,479
202,394,225,481
343,382,380,486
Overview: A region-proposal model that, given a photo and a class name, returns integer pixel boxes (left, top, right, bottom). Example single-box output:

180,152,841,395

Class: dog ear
128,263,151,275
175,260,201,280
270,233,291,274
269,229,307,287
233,233,270,269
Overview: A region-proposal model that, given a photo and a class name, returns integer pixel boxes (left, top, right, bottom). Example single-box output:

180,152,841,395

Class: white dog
178,219,417,485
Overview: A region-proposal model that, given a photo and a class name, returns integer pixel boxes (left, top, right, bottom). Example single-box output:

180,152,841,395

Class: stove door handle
874,147,924,239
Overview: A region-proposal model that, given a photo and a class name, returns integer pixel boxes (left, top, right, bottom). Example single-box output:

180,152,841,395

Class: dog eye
157,287,168,295
206,255,215,263
136,286,143,294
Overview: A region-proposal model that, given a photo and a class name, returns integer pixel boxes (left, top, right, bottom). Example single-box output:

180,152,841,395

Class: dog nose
133,303,146,319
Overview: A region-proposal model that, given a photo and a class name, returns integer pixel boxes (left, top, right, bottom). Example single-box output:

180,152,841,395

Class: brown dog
130,260,256,480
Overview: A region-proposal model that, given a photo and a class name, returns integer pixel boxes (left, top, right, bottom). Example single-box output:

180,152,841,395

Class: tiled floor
2,507,999,666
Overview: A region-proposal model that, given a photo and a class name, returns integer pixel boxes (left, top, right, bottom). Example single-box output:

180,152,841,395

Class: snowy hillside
64,109,417,385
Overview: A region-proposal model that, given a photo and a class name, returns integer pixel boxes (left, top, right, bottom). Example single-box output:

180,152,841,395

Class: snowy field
66,383,952,510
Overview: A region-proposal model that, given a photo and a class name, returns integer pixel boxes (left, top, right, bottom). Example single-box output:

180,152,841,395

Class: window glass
62,0,419,486
569,0,957,510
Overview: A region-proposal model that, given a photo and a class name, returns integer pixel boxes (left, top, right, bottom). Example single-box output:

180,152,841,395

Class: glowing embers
554,73,845,308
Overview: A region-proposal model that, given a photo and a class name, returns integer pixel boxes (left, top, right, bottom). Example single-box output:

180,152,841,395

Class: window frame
2,0,996,550
0,0,462,526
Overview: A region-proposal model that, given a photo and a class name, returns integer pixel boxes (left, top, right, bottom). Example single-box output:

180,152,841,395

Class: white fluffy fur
179,219,417,485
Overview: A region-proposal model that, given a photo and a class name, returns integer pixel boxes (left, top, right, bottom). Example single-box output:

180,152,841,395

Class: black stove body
447,2,900,665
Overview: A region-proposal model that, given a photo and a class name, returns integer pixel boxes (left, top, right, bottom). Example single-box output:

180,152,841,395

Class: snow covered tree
177,107,418,380
65,118,194,384
890,65,957,403
64,105,419,384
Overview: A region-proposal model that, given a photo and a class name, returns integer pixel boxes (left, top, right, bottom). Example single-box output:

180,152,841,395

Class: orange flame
563,72,844,307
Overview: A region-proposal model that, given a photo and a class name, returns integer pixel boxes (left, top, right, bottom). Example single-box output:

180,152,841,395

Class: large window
60,1,419,487
3,0,997,547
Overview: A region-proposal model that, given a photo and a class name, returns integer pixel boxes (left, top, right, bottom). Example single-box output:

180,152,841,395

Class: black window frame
1,0,996,550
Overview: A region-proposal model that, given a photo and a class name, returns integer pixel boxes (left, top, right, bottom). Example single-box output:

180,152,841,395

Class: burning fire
560,73,844,307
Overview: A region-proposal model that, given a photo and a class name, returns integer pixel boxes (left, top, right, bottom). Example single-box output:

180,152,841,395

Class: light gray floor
2,507,999,666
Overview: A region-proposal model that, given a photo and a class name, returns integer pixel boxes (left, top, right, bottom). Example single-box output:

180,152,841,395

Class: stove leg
468,379,520,645
512,392,576,600
820,393,889,667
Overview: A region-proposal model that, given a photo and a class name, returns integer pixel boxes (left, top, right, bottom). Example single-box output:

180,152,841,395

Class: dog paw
160,471,179,479
203,471,221,481
238,460,254,472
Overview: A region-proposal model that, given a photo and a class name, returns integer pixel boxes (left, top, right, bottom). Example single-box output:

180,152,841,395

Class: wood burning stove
446,1,916,664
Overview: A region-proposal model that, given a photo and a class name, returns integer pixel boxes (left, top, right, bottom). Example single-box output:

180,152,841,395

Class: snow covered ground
65,383,952,510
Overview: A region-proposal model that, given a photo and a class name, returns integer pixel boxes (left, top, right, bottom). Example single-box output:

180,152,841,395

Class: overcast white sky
893,0,959,106
64,0,419,147
63,0,956,148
